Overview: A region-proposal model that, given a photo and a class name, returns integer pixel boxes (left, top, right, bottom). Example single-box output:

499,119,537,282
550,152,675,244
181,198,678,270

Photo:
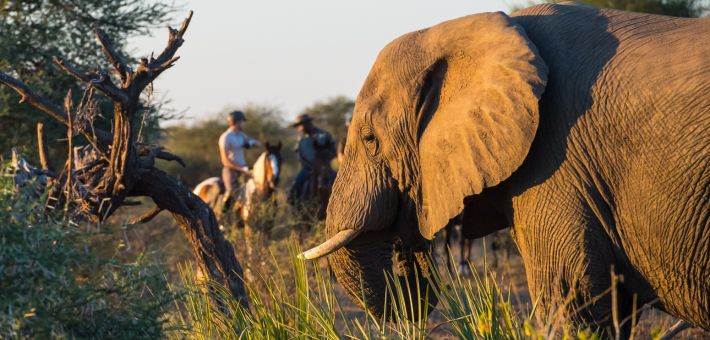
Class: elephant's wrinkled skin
315,2,710,332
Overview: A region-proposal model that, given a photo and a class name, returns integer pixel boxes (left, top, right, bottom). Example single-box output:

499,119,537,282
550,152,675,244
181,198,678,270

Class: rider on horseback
289,114,337,203
219,110,261,211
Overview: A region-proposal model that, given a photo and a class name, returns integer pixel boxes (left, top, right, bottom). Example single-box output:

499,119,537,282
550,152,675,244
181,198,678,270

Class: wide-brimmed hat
289,114,313,128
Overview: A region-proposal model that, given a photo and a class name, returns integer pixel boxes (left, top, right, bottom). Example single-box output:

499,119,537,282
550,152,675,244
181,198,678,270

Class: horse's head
311,138,335,190
263,141,282,188
312,138,334,169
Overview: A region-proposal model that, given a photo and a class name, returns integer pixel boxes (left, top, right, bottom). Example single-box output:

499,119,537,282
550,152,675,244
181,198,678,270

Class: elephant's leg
511,194,637,337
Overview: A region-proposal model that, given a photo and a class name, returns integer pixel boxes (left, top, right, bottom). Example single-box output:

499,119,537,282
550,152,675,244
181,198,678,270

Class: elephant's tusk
297,229,362,260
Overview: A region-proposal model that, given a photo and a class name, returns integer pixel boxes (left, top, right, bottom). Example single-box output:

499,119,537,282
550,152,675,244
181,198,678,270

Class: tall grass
166,241,616,340
172,233,710,340
168,245,352,339
429,252,530,340
158,190,705,340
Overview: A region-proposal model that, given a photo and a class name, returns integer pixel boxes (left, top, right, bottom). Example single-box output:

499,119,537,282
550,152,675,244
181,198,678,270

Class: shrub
0,165,175,339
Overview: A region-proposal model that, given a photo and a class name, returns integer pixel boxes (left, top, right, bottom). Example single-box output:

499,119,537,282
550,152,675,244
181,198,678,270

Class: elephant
299,1,710,334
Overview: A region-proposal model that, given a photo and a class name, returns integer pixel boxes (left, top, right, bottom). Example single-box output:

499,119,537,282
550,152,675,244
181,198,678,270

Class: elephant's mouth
298,229,361,260
298,218,438,322
309,229,437,321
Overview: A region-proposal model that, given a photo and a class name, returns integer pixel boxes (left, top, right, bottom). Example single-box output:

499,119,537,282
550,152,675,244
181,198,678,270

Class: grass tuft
167,242,618,340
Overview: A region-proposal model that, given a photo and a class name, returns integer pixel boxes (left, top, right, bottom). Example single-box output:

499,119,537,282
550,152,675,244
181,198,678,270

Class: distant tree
298,95,355,144
511,0,707,17
0,0,176,164
158,104,300,189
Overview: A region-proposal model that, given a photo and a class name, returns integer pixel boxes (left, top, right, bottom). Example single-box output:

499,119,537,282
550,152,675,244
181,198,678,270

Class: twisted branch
131,167,248,308
3,10,249,310
133,10,193,90
53,57,129,104
37,123,54,172
0,71,113,144
659,320,693,340
129,206,164,224
94,28,131,85
156,151,186,167
139,146,186,167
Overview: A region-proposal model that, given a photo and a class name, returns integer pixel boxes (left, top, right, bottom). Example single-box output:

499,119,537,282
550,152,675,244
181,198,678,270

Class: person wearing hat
289,114,337,202
219,110,261,208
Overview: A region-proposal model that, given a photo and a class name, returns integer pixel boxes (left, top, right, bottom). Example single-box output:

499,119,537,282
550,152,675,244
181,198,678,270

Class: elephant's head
300,12,548,320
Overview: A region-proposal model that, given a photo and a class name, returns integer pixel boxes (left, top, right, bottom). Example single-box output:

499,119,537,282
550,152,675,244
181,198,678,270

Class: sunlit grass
429,251,530,340
167,245,353,339
164,241,632,340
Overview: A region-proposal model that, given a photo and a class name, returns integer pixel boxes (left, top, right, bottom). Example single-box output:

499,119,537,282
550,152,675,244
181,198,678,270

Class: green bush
0,167,175,339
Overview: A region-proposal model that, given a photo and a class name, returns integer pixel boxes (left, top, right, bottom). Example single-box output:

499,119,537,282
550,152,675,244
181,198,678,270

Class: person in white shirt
219,110,261,208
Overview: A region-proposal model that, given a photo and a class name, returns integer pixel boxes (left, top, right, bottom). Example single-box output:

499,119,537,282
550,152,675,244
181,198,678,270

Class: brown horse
193,142,282,228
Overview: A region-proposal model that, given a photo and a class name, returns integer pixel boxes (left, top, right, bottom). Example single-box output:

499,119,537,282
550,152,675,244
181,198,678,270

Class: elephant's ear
418,12,548,239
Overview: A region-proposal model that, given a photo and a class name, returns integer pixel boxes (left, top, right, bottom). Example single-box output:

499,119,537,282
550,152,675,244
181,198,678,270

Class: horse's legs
502,231,510,265
490,233,500,268
459,236,471,275
443,224,453,273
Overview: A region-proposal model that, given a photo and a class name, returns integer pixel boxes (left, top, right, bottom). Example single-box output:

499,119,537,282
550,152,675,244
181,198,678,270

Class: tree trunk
132,168,248,307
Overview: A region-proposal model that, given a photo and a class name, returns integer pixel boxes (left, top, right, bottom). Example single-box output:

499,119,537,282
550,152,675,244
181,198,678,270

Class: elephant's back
513,2,710,83
513,1,710,194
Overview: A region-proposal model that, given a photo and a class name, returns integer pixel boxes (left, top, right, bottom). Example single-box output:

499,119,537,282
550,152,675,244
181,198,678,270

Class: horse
442,214,473,274
441,213,514,274
193,142,281,284
297,139,336,221
193,141,282,228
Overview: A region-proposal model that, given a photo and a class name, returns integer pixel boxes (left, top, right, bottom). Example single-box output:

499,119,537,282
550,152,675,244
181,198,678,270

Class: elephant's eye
360,127,379,156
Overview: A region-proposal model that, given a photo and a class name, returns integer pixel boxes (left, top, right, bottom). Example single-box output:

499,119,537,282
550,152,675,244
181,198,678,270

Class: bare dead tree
0,11,249,310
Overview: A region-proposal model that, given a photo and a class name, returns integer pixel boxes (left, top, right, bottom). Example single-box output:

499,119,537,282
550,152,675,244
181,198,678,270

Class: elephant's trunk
328,231,438,321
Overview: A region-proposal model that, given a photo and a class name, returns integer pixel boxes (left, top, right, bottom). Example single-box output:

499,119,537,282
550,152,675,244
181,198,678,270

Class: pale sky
129,0,514,125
